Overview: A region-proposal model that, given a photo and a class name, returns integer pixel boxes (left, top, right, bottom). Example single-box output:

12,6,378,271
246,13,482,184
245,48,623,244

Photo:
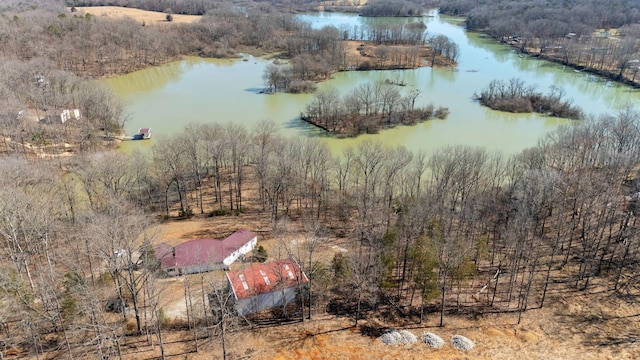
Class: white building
155,229,258,276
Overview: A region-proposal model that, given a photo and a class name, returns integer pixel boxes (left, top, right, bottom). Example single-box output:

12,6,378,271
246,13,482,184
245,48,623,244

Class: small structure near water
132,127,151,140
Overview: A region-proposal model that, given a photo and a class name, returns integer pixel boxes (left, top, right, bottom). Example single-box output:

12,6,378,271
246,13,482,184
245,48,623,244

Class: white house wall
223,236,257,266
55,109,80,124
162,235,257,276
61,110,70,123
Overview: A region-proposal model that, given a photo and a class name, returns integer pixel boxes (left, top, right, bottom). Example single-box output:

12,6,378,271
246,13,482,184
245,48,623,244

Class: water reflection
106,60,189,97
107,11,640,156
433,67,456,83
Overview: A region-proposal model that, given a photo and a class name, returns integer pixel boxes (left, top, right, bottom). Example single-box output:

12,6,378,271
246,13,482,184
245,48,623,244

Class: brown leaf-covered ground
121,287,640,359
140,204,640,359
58,7,640,359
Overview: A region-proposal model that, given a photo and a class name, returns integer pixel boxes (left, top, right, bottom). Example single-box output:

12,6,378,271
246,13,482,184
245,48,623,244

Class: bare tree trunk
183,276,198,351
200,273,210,336
355,289,362,327
518,260,537,324
308,247,313,321
29,321,41,360
155,307,166,360
128,269,142,334
419,285,426,324
490,263,502,307
113,329,123,360
228,171,234,211
215,161,222,209
236,166,243,211
540,252,555,308
164,183,170,217
221,317,227,360
188,284,198,352
439,273,446,327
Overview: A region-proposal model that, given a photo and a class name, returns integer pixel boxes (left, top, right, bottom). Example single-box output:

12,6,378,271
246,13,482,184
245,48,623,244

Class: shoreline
300,107,448,138
471,32,640,89
524,51,640,89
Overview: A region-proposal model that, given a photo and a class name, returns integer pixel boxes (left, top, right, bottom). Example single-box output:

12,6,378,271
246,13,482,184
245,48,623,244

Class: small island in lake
475,78,584,120
301,81,449,137
263,22,460,94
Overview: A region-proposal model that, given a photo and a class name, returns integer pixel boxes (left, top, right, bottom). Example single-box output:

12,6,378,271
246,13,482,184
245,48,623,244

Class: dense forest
69,0,324,14
438,0,640,85
0,0,460,153
438,0,640,31
2,110,640,357
69,0,437,15
360,0,424,17
1,0,640,358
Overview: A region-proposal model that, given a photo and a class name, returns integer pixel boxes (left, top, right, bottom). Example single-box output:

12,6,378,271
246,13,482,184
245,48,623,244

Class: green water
105,11,640,155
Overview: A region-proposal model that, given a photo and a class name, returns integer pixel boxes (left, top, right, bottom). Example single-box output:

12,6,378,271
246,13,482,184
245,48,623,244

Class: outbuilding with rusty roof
226,258,308,316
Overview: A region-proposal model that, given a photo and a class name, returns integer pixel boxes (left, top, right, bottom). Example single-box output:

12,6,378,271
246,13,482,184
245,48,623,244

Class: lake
105,11,640,155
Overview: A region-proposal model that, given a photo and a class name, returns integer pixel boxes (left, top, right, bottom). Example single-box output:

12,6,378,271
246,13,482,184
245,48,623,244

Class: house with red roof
154,229,257,276
226,258,308,316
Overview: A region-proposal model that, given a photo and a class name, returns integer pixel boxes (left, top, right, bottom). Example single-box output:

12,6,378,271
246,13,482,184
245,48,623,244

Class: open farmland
74,6,202,24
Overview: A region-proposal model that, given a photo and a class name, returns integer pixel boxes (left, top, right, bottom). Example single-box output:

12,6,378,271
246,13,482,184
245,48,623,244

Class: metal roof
226,258,308,300
155,229,257,269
